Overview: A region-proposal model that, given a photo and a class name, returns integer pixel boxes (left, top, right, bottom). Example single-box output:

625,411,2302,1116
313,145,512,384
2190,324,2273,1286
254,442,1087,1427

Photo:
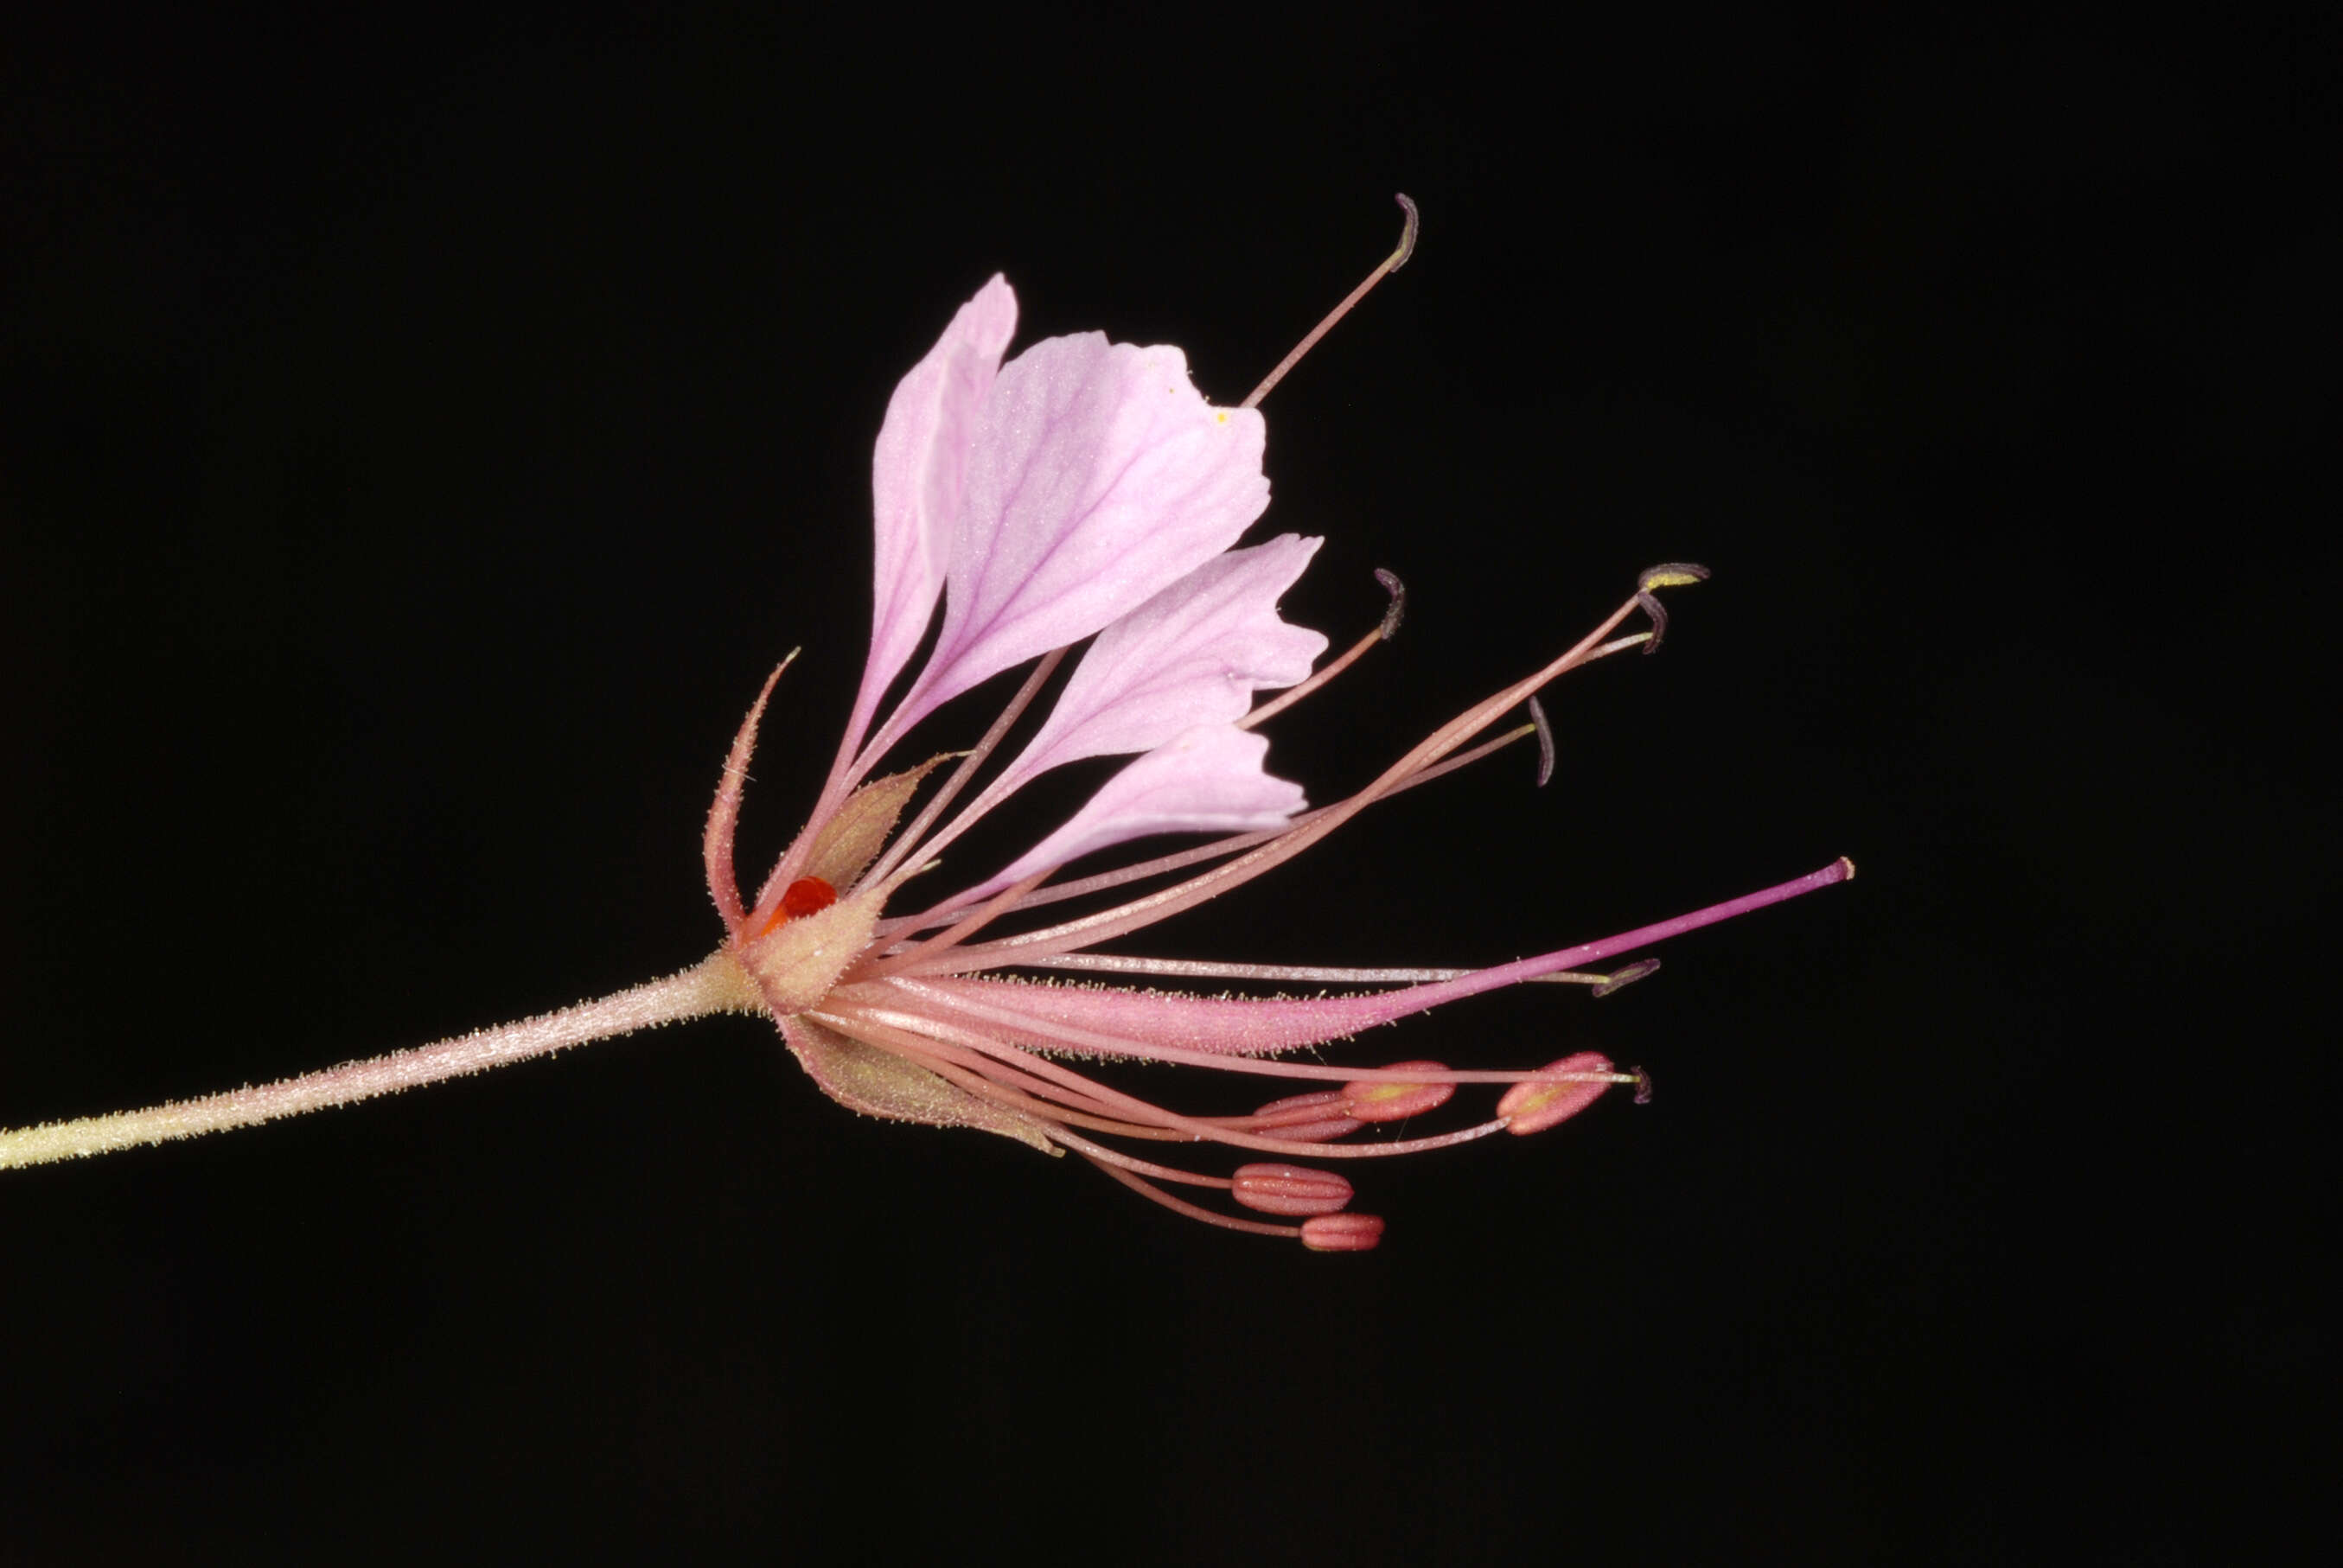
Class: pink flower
693,273,1852,1248
1,218,1852,1252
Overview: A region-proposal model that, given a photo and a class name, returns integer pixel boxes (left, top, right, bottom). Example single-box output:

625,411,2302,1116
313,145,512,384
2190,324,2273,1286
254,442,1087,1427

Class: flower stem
0,952,764,1171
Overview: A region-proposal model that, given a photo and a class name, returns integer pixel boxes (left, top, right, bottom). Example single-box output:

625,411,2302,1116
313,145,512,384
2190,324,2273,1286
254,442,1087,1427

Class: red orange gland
756,876,838,938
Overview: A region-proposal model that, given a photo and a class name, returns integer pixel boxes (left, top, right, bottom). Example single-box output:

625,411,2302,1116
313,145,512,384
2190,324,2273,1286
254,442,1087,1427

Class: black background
3,6,2331,1562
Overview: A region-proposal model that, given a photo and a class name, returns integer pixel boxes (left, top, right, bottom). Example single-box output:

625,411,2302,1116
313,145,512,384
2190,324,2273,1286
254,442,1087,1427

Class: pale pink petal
847,276,1019,753
990,533,1328,792
892,333,1270,733
970,724,1304,899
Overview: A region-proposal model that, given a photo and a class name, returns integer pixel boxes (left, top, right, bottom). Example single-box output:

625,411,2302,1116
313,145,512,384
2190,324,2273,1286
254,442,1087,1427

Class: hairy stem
0,952,763,1171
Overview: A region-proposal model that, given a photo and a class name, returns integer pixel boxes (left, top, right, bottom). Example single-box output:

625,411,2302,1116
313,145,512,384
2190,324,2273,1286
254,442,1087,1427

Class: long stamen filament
1238,567,1406,731
821,999,1523,1158
870,717,1530,940
856,871,1050,981
865,602,1652,948
1241,194,1420,411
1078,1153,1302,1238
1239,625,1378,731
850,647,1069,897
897,593,1650,972
1040,1127,1235,1189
